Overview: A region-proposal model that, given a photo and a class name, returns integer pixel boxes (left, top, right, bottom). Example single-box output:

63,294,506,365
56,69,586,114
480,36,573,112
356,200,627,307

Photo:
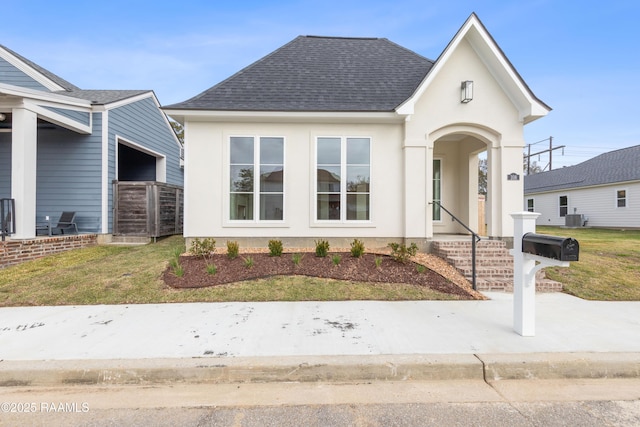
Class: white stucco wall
406,38,527,238
184,120,405,242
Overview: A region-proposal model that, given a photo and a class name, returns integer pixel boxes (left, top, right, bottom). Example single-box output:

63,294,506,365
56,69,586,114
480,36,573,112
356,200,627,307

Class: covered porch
0,83,94,239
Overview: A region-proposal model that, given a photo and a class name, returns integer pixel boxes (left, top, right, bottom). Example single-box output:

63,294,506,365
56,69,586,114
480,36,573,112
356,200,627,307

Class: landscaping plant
315,239,330,257
350,239,365,258
268,240,283,257
388,242,418,263
226,240,239,259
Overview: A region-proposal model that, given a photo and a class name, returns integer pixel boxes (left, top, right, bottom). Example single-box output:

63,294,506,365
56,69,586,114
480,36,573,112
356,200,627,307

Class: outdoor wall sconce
507,173,520,181
461,80,473,103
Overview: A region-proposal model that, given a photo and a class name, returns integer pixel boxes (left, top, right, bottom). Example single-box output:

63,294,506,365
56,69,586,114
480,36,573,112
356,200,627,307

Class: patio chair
37,211,78,235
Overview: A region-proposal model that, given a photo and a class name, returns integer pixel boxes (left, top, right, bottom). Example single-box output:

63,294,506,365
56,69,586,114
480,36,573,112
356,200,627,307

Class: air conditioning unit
565,214,586,227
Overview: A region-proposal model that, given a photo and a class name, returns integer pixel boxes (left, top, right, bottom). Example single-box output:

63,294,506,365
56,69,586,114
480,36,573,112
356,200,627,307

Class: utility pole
524,136,565,174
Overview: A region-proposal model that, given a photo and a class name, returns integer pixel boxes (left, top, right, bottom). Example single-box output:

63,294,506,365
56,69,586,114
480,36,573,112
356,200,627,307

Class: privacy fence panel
113,181,183,238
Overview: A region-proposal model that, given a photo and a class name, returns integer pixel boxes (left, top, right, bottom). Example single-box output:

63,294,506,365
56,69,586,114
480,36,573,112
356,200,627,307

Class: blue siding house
0,44,183,239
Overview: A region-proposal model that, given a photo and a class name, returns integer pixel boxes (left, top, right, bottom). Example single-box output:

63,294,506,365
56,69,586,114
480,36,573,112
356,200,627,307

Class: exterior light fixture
0,113,6,121
461,80,473,103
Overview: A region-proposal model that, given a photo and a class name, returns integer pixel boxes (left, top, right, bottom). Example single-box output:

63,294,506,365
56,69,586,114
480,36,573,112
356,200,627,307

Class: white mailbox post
509,212,572,336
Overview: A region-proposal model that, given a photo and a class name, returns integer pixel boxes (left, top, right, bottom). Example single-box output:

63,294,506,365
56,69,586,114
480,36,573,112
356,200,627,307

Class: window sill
223,221,290,228
310,221,375,228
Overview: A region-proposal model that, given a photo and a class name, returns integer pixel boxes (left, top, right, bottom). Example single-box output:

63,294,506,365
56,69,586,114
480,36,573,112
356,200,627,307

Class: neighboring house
164,13,550,250
0,44,183,239
524,145,640,228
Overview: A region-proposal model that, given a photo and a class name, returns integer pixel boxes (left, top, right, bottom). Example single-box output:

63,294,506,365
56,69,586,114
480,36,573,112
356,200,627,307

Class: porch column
403,139,428,243
11,107,38,239
425,139,434,239
487,143,524,239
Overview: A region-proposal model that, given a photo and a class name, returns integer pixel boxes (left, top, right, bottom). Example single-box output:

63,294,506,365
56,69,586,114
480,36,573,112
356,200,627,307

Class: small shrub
268,240,283,257
331,254,341,266
173,265,184,277
292,253,303,266
350,239,365,258
169,247,183,273
171,246,183,260
388,242,418,264
190,238,216,258
416,264,426,274
374,256,383,269
315,239,330,257
206,264,218,275
243,256,254,268
226,240,240,259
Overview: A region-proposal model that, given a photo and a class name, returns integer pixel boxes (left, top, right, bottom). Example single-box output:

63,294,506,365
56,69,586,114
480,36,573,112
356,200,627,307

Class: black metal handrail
430,201,481,290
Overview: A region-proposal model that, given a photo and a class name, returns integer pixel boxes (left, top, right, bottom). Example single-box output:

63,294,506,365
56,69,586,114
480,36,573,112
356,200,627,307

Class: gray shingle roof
165,36,434,112
524,145,640,194
61,89,150,105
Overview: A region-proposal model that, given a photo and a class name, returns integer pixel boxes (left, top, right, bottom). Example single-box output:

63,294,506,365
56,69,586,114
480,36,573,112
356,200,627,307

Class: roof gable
165,36,434,112
396,13,550,123
524,145,640,193
0,44,80,92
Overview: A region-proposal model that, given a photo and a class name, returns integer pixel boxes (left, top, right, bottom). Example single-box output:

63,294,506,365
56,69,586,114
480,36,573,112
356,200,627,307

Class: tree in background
169,119,184,145
478,157,487,196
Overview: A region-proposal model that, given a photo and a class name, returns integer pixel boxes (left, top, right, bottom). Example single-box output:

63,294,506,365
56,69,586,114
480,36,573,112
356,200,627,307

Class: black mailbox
522,233,579,262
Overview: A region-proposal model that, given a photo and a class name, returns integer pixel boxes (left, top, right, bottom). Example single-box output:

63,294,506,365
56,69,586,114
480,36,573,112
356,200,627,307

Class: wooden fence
113,181,183,238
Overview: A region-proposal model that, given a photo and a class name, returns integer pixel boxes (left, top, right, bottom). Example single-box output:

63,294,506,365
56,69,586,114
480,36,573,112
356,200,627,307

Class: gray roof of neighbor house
165,36,434,112
64,89,151,105
0,44,151,105
524,145,640,194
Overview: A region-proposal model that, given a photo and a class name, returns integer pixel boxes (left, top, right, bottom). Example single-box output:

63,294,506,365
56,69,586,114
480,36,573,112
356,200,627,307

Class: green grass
0,236,458,306
536,226,640,300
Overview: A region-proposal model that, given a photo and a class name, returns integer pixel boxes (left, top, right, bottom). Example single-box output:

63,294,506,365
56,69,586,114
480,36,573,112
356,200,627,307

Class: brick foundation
0,235,98,269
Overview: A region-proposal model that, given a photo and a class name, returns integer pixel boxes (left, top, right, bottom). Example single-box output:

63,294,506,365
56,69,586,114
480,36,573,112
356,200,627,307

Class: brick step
433,240,507,248
460,268,514,280
431,239,563,292
446,255,513,267
434,250,510,259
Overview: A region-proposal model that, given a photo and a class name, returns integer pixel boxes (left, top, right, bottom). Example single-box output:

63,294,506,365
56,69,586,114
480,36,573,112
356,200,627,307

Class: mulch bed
163,252,477,299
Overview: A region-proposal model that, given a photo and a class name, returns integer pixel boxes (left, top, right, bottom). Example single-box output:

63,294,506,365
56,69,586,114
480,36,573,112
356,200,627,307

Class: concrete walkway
1,292,639,385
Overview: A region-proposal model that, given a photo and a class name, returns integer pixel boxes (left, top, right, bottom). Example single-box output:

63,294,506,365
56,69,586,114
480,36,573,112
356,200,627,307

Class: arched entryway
428,124,504,239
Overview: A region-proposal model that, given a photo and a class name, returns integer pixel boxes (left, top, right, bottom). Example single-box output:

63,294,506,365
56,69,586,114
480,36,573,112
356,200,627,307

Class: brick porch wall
0,235,98,269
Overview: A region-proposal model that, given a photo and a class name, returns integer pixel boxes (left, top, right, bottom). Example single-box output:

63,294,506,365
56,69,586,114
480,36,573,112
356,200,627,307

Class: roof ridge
304,35,380,41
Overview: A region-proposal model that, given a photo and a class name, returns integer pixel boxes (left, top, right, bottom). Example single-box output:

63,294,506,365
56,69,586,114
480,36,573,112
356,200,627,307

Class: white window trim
616,188,628,209
559,195,568,217
313,136,372,225
225,135,286,225
527,198,534,212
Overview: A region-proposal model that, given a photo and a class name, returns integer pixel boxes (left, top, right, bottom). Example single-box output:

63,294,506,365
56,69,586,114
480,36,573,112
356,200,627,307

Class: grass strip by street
537,226,640,301
0,236,457,307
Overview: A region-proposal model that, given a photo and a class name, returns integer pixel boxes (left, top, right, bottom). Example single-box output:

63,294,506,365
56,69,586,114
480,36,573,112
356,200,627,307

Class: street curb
0,355,481,386
481,352,640,381
1,353,638,387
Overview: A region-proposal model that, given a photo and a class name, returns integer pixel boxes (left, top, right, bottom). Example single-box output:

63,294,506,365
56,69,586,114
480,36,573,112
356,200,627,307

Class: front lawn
0,236,461,306
537,226,640,300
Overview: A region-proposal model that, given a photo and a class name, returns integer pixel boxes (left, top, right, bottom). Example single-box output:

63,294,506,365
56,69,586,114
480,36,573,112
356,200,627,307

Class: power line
523,136,565,174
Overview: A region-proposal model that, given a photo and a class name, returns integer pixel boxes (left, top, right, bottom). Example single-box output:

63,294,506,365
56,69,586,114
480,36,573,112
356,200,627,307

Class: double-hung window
617,189,627,208
527,198,534,212
316,137,370,221
230,136,284,221
559,195,568,217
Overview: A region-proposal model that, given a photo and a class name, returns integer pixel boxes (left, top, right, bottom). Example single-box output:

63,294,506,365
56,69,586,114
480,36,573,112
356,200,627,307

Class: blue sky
3,1,639,168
